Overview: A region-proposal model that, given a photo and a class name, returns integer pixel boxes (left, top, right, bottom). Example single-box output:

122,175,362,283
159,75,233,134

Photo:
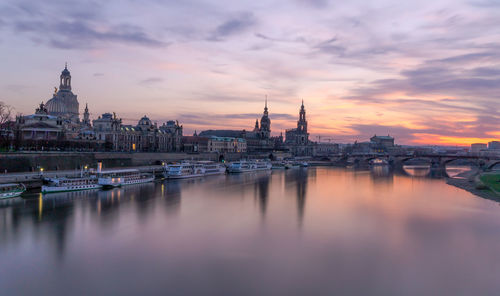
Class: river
1,167,500,295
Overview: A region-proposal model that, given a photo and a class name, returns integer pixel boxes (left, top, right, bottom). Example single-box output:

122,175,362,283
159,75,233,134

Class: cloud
208,12,256,41
139,77,164,85
296,0,329,8
5,1,168,50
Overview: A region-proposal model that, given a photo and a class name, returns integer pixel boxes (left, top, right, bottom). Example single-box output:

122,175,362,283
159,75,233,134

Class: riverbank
446,170,500,202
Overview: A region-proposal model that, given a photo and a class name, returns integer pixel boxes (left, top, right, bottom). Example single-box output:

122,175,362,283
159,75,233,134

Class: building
93,113,183,152
470,143,487,153
16,102,64,142
208,136,247,153
45,64,80,123
199,100,275,153
314,142,339,156
370,135,394,148
159,120,183,152
488,141,500,150
182,135,246,153
182,136,210,153
285,101,313,156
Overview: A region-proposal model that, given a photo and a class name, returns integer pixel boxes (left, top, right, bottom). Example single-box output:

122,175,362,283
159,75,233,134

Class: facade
488,141,500,150
285,101,313,156
16,102,64,141
208,136,247,153
314,142,339,156
182,135,247,153
470,143,487,153
45,64,80,123
159,120,183,152
182,136,210,153
370,135,394,148
93,114,183,152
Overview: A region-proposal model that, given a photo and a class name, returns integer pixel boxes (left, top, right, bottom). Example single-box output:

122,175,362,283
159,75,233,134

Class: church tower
297,100,307,133
253,119,260,132
60,63,72,91
83,103,90,126
259,97,271,139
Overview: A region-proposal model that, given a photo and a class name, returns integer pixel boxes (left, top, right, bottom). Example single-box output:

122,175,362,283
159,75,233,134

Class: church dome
45,97,67,113
138,115,152,126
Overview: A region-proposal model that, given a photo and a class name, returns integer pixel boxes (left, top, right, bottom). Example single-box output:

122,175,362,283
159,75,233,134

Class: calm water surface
1,167,500,295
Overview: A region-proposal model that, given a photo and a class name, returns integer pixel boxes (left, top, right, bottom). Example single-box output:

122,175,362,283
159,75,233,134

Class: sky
1,0,500,145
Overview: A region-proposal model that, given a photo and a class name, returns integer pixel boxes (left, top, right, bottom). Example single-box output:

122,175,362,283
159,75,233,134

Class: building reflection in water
284,168,310,228
162,181,181,215
369,166,394,192
254,173,270,218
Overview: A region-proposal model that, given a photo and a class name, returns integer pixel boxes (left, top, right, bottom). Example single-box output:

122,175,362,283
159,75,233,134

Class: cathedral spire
264,95,268,113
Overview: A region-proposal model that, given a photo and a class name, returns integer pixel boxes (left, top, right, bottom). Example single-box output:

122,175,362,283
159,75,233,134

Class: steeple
254,119,260,131
298,100,307,133
264,95,268,115
60,63,72,91
83,103,90,126
259,96,271,137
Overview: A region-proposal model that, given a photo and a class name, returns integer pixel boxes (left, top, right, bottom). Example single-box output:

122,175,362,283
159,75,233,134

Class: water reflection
403,165,431,177
254,174,270,217
1,168,500,295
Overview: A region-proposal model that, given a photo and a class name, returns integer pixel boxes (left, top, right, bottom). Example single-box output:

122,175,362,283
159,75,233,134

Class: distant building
199,100,275,153
208,136,246,153
45,64,80,123
159,120,183,152
488,141,500,150
314,142,339,156
470,143,487,153
16,102,64,141
182,135,246,153
93,113,183,152
285,101,313,156
370,135,394,148
182,136,210,153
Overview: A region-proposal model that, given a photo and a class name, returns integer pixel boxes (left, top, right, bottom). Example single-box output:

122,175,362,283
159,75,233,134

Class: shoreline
446,173,500,202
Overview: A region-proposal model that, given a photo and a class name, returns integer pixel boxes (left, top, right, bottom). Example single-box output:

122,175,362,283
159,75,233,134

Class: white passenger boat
97,169,154,188
42,177,101,193
0,183,26,199
228,160,272,173
167,163,206,179
199,161,226,176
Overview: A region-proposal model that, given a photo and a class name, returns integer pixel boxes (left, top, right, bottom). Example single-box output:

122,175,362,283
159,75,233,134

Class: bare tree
0,101,13,125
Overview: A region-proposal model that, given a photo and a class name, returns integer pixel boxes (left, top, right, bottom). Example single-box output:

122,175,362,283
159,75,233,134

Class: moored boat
167,162,206,179
42,177,101,193
0,183,26,199
97,169,154,188
199,161,227,176
228,160,272,173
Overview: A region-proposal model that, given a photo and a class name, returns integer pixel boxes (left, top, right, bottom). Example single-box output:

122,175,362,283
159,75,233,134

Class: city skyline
1,0,500,145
